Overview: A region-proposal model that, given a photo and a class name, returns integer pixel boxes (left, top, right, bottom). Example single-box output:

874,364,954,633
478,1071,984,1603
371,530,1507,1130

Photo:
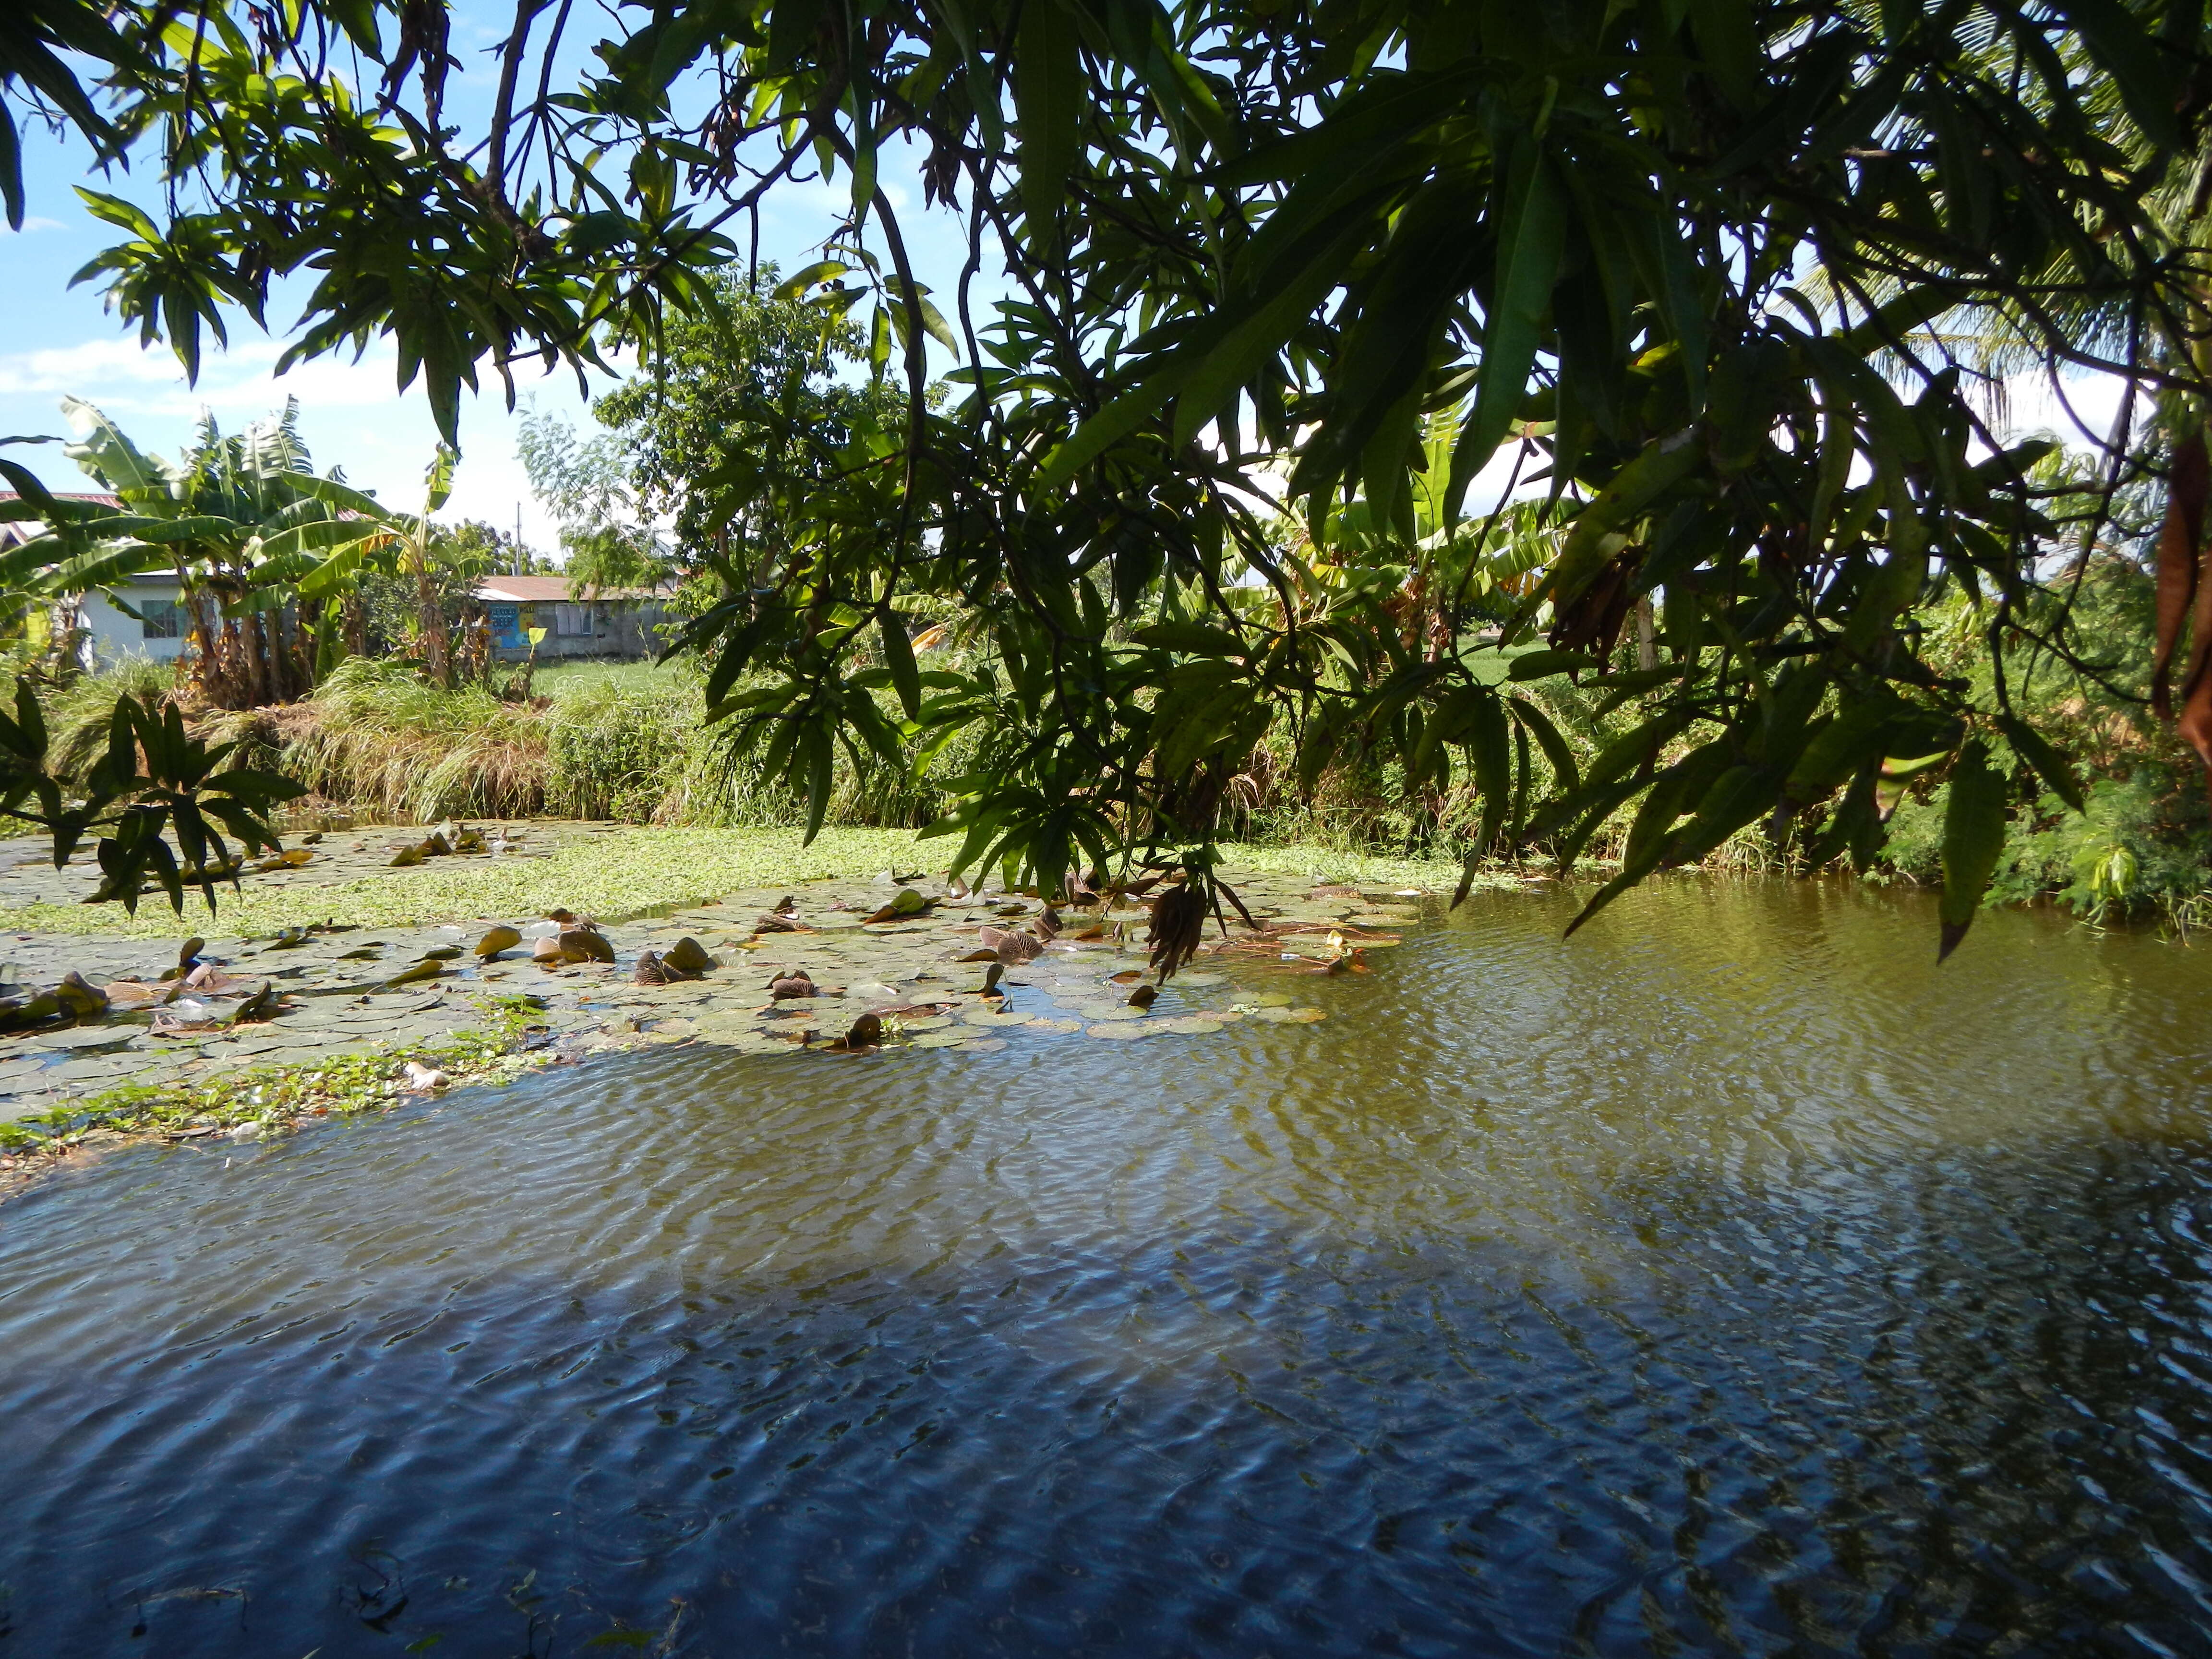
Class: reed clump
281,658,553,821
200,657,970,831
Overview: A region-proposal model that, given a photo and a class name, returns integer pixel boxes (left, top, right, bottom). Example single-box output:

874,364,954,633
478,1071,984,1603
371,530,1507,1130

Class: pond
3,876,2211,1656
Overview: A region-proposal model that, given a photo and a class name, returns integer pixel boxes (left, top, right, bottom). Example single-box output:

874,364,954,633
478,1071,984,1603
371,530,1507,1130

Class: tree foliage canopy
11,0,2212,950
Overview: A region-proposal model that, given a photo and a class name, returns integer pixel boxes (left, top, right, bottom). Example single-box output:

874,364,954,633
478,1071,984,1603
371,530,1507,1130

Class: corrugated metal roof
476,577,673,602
0,492,124,508
0,492,127,550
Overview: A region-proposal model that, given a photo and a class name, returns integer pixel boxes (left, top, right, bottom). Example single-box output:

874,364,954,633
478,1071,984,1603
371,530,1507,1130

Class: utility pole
514,504,525,576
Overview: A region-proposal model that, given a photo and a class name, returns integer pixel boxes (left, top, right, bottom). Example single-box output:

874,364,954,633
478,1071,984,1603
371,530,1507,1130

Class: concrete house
476,576,676,660
0,493,192,667
77,572,198,665
2,496,676,667
2,495,230,667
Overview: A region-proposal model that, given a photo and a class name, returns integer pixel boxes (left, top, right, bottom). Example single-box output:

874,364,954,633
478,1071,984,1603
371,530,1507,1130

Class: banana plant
7,397,362,707
262,446,459,683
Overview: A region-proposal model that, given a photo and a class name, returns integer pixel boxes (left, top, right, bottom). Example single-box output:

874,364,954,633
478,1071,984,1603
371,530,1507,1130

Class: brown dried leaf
2156,432,2210,721
1145,882,1208,981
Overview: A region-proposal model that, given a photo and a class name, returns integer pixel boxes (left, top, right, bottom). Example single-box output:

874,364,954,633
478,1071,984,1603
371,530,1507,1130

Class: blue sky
0,9,986,551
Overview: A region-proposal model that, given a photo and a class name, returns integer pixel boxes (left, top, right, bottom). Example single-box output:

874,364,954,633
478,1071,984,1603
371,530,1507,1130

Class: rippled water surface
6,878,2212,1656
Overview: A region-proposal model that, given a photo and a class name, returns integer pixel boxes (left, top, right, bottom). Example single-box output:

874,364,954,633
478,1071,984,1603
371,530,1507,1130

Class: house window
140,599,183,640
554,602,597,637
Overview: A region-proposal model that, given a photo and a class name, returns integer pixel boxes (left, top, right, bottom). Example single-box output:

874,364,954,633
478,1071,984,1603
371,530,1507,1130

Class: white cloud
0,335,418,415
0,216,67,235
1999,370,2129,452
0,332,599,552
0,335,198,393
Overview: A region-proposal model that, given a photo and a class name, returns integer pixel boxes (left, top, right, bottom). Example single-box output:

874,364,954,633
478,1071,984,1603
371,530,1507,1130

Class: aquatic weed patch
0,859,1447,1202
0,995,553,1194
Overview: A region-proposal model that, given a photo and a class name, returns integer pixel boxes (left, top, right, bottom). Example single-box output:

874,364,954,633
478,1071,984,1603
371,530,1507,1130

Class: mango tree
12,0,2212,954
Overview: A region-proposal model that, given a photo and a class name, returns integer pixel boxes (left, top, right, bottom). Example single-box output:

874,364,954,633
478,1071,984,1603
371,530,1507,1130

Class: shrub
544,677,691,821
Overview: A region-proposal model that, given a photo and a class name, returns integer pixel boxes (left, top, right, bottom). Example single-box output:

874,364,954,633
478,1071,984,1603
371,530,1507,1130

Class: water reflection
1,877,2211,1654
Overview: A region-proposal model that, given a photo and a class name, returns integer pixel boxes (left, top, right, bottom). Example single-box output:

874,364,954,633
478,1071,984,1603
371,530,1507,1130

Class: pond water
4,877,2212,1657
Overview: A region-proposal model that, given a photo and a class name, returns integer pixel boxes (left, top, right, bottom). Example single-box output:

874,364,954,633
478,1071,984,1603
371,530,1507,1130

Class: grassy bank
0,826,932,936
43,556,2212,935
192,656,959,829
0,825,1498,939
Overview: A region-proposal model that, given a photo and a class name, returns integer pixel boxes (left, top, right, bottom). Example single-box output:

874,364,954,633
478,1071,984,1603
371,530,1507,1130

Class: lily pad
1157,1017,1227,1035
1253,1005,1327,1023
910,1030,969,1049
1084,1022,1158,1039
961,1009,1033,1027
46,1056,148,1083
224,1035,297,1058
26,1026,138,1052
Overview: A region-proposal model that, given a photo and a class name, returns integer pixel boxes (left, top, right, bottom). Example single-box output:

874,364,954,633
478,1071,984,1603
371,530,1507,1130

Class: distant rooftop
475,577,674,603
0,492,123,508
0,492,126,550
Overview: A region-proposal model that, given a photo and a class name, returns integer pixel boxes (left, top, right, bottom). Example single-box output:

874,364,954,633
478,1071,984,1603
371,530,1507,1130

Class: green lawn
530,657,699,701
0,827,1490,938
0,827,925,937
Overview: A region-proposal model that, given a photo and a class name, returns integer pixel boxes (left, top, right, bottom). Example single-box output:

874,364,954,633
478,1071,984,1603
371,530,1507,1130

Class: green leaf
1173,210,1378,451
1995,713,2084,814
1016,0,1082,229
880,613,921,720
1938,738,2008,961
801,724,834,845
1544,428,1706,608
1035,375,1177,487
1468,686,1511,855
1509,696,1579,793
60,396,171,495
1131,620,1246,656
72,188,161,242
1564,767,1697,937
1447,140,1565,516
289,472,402,523
2059,0,2183,149
773,260,849,301
1505,649,1592,682
1581,705,1697,794
0,105,21,233
423,445,456,514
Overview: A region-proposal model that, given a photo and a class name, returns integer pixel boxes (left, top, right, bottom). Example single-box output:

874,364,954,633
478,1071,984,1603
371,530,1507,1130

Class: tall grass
222,657,968,830
43,657,177,779
284,658,551,820
542,675,694,820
